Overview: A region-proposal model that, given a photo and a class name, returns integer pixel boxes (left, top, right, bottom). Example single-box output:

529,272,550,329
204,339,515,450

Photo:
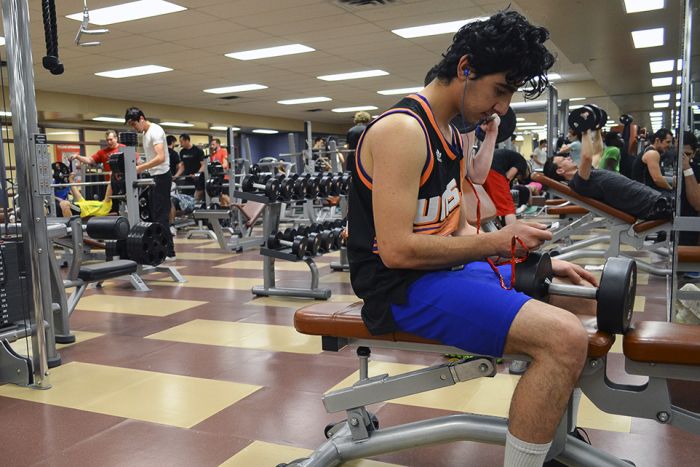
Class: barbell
514,252,636,334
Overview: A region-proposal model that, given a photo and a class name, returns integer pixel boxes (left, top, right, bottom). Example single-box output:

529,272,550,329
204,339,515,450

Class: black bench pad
78,260,138,282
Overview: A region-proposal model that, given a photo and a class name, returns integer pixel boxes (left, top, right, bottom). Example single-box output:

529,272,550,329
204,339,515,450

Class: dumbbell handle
546,280,598,300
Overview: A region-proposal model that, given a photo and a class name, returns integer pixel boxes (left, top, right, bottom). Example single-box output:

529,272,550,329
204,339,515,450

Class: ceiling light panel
631,28,664,48
210,126,240,131
225,44,315,60
623,0,664,13
160,121,194,127
649,59,675,73
331,106,378,113
277,97,332,105
203,84,268,94
95,65,172,78
66,0,186,26
653,93,671,101
252,129,279,134
377,87,423,95
392,17,487,38
651,77,673,87
92,116,124,123
318,70,388,81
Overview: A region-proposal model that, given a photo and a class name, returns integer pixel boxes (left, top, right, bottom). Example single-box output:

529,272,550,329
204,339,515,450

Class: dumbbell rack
240,190,332,300
330,195,349,272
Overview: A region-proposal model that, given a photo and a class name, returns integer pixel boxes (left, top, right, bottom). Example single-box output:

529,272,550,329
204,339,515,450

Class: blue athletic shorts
390,261,531,357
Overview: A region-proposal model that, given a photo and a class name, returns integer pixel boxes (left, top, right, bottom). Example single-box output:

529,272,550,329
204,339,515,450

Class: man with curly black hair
348,11,597,466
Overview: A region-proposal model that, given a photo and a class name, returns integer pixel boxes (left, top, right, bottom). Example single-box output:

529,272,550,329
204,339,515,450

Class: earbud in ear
463,68,470,77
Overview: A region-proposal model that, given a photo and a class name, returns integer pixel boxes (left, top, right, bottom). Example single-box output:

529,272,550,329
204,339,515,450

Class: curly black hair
433,10,555,99
543,157,566,182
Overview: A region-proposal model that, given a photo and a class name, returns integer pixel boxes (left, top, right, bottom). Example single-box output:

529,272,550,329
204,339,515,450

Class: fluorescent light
225,44,314,61
547,73,562,80
318,70,388,81
277,97,332,105
252,129,279,134
651,77,673,87
331,106,378,113
516,117,525,122
653,94,671,101
0,111,11,117
653,102,669,108
392,17,487,38
66,0,186,26
623,0,664,13
203,84,267,94
0,37,4,46
210,126,240,131
569,97,586,101
677,59,683,70
649,60,675,73
160,121,194,127
649,111,663,116
677,75,682,84
377,87,423,95
631,28,664,48
92,116,124,123
516,122,538,127
95,65,172,78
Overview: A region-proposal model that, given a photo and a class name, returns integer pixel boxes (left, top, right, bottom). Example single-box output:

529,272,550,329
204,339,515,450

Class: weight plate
597,257,636,334
568,106,598,133
475,107,517,144
514,252,553,300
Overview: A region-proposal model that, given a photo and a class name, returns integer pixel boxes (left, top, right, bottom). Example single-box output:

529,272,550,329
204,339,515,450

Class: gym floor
1,227,699,466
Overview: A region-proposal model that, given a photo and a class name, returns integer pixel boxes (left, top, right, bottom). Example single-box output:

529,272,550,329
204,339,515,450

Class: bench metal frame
281,335,656,466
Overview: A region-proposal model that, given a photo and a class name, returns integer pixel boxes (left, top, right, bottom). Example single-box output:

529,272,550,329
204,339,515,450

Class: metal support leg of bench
129,271,151,291
187,219,218,240
550,234,610,255
330,246,350,272
0,339,32,386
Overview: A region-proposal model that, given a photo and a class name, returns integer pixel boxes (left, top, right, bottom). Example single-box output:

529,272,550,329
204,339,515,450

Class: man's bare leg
502,300,588,465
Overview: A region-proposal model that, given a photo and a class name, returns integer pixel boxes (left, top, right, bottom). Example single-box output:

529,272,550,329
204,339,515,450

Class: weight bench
281,301,700,466
533,173,671,275
54,259,138,343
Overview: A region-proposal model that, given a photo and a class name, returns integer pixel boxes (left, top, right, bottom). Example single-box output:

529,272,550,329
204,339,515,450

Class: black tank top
631,146,660,190
348,94,464,334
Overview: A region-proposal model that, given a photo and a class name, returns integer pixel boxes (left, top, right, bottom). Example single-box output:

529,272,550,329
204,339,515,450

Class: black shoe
543,428,590,466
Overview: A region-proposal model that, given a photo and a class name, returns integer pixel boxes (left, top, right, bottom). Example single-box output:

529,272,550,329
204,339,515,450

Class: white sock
571,388,582,429
504,430,552,467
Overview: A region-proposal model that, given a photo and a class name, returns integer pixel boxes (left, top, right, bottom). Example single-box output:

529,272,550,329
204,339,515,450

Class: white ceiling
0,0,693,132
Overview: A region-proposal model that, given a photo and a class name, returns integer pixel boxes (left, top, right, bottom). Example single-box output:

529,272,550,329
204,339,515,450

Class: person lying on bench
59,172,113,219
543,129,673,220
348,11,599,467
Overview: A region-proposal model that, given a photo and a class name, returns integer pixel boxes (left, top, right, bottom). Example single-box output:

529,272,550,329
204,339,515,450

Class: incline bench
281,301,700,466
533,173,671,275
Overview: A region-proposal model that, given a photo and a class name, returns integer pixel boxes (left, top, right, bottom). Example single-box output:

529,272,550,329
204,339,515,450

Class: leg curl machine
280,262,700,466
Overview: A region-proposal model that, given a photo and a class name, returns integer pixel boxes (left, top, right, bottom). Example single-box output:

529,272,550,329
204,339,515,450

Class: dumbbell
242,174,280,199
514,252,636,334
568,104,608,133
306,232,322,256
267,231,308,259
312,230,333,253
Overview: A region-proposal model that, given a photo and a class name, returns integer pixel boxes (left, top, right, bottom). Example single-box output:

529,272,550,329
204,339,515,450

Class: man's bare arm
368,115,551,270
643,151,672,190
137,143,166,173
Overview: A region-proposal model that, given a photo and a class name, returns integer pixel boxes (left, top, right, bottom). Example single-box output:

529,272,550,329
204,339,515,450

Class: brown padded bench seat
624,321,700,365
548,206,589,216
545,199,567,206
632,219,669,233
533,173,636,224
294,301,615,359
677,246,700,263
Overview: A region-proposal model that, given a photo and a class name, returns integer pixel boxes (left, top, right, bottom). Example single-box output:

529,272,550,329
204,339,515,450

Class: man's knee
543,311,588,368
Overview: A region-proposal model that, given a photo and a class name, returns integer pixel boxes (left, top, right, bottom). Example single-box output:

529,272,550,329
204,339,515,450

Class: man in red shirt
72,129,124,178
209,138,228,170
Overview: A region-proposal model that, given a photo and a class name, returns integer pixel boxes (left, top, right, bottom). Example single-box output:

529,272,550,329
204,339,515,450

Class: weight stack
0,241,33,329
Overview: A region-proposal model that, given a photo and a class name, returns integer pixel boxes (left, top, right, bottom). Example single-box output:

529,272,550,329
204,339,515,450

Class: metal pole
546,86,559,157
120,134,139,226
2,0,53,388
303,121,313,174
227,127,236,200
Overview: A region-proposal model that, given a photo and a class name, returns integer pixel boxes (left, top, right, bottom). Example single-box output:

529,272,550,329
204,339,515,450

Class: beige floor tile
634,296,645,313
9,331,104,357
175,252,235,261
195,242,229,250
0,362,259,428
245,294,359,308
214,260,329,271
328,361,630,433
320,271,351,284
220,441,403,467
173,238,216,245
610,336,623,354
146,320,322,354
76,295,207,316
147,275,261,290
